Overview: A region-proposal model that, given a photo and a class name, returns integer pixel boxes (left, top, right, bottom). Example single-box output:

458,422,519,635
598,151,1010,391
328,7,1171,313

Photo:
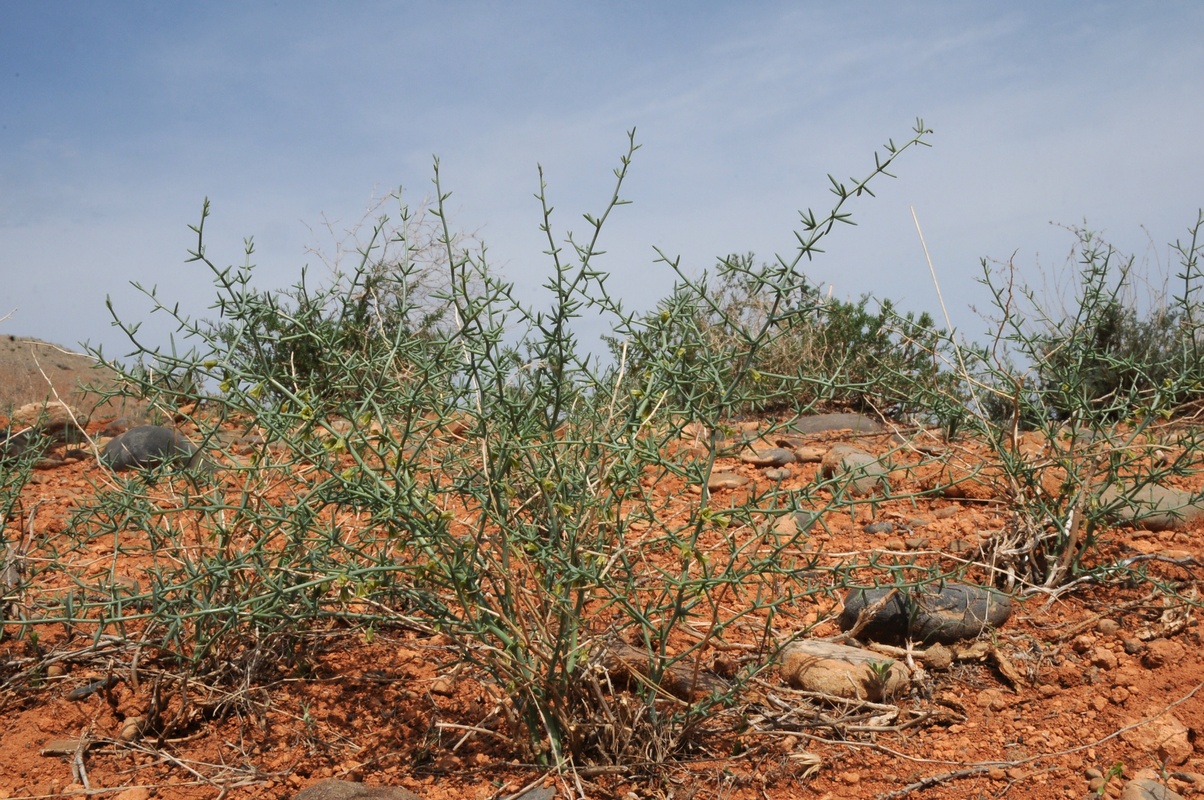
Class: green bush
917,214,1204,588
615,253,949,418
22,124,943,770
1031,226,1203,422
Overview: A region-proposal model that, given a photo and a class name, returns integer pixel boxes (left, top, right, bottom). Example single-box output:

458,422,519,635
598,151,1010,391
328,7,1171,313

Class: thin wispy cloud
2,2,1202,357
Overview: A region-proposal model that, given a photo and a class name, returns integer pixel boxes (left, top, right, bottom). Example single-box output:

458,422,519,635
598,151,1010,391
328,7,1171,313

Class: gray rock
838,582,1012,644
740,447,796,467
293,780,421,800
1100,484,1204,531
820,444,888,496
707,471,749,490
1118,778,1184,800
101,426,210,471
864,521,894,535
511,789,556,800
788,412,884,435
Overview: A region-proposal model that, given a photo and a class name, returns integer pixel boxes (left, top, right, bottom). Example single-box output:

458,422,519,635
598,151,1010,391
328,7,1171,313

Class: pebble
1090,647,1118,670
429,675,455,696
118,716,146,742
763,467,791,481
739,447,795,467
864,521,894,535
904,536,928,550
1142,639,1177,669
706,472,749,490
792,445,826,463
1096,618,1121,636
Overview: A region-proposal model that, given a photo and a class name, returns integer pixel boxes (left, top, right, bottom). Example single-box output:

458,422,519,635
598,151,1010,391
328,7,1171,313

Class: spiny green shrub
919,213,1204,588
1032,225,1203,422
615,252,949,417
41,123,936,771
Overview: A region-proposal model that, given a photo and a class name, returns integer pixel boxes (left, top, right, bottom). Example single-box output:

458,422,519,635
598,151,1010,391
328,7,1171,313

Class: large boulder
101,426,210,471
838,582,1012,644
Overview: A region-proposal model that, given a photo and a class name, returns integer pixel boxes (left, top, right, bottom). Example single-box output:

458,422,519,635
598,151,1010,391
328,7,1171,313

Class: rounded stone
101,426,208,471
838,582,1013,644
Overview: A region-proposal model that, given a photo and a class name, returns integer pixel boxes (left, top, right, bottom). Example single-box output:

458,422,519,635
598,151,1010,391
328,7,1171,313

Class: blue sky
3,2,1203,361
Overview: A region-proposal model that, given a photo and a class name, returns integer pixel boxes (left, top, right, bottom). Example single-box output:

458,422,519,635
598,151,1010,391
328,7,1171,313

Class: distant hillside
0,335,142,422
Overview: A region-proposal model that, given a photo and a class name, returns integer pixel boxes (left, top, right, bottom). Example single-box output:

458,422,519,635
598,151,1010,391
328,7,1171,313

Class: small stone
112,788,152,800
1097,618,1121,636
772,515,798,535
763,467,791,482
1085,768,1104,780
819,444,888,496
118,716,146,742
1142,639,1177,669
1071,634,1096,654
1110,686,1130,705
884,537,906,551
864,521,894,535
976,688,1008,712
740,447,795,468
1122,638,1145,656
1038,683,1059,698
921,643,953,670
904,537,928,550
792,445,826,463
429,675,455,696
1091,695,1109,712
1090,647,1118,670
46,664,65,678
292,780,423,800
946,539,974,554
988,767,1006,781
1087,777,1107,792
839,772,860,785
934,506,959,519
706,472,749,490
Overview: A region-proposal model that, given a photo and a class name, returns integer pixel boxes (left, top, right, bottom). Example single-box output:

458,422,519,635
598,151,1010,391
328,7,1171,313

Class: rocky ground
1,351,1202,800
